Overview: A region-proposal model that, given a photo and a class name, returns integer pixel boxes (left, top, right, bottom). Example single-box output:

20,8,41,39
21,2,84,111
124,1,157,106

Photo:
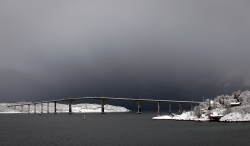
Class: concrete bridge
7,97,202,115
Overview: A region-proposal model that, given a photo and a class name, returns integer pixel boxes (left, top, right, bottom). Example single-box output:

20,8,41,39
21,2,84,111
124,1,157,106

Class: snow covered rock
152,111,209,121
220,112,250,122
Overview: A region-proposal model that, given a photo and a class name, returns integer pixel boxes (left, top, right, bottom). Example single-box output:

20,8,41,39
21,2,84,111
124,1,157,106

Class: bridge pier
54,101,57,114
137,102,142,114
101,99,105,114
21,105,23,113
68,100,72,114
28,105,30,113
169,102,171,114
47,103,49,114
157,101,161,115
41,103,43,114
179,103,182,114
34,103,36,114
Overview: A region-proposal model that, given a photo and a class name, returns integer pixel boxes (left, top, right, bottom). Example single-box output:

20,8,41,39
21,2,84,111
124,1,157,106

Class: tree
233,90,241,102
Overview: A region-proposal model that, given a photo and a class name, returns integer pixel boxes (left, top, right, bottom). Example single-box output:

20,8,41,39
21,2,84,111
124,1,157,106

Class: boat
230,102,241,107
208,112,223,121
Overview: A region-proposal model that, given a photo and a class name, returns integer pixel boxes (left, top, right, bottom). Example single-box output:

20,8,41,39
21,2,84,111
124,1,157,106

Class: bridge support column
34,104,36,114
137,102,142,114
68,100,72,114
54,101,57,114
169,102,171,114
47,103,49,114
21,105,23,113
41,103,43,114
28,105,30,113
101,100,105,114
158,101,161,116
179,103,182,114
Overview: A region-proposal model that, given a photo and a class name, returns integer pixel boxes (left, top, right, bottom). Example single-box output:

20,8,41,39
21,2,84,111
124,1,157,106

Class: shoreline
152,111,250,122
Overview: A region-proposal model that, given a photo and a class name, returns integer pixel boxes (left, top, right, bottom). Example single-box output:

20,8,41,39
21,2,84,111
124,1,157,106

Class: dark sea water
1,112,250,146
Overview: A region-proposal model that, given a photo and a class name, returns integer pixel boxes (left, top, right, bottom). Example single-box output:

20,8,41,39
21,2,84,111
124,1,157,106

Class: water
1,112,250,146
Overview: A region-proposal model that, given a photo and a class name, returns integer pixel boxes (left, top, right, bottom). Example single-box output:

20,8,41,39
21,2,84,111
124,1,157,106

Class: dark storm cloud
1,0,250,109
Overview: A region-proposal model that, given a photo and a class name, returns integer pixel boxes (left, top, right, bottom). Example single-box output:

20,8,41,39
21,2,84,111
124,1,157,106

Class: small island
0,103,131,113
153,90,250,122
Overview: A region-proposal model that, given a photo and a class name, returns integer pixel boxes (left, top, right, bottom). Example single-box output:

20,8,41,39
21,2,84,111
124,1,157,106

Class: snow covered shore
153,90,250,122
152,111,250,122
152,111,209,121
0,103,131,113
220,112,250,122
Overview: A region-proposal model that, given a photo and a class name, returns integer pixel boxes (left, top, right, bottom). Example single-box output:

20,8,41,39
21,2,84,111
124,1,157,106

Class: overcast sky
1,0,250,109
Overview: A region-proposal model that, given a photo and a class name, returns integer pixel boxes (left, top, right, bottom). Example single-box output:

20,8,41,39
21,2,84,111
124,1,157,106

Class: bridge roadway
7,97,202,115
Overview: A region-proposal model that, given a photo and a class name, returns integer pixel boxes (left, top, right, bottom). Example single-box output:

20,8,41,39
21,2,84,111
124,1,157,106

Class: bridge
7,97,202,115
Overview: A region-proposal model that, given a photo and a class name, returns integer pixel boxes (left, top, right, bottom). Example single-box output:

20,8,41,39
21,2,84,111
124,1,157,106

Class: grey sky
1,0,250,108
